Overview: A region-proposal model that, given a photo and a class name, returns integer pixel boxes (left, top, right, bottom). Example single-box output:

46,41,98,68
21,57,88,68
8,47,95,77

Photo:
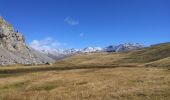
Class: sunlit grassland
0,43,170,100
0,65,169,100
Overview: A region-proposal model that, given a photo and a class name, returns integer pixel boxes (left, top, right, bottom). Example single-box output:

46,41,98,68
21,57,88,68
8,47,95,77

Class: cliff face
0,17,26,51
0,17,54,65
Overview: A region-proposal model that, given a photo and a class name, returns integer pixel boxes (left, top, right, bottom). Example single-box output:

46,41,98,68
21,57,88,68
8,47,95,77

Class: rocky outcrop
0,16,54,65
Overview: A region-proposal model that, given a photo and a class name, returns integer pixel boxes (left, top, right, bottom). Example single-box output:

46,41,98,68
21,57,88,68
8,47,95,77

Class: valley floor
0,65,169,100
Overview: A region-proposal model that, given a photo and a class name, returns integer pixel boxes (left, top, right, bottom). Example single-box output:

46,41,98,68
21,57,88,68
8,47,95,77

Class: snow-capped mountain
38,43,144,60
104,43,144,52
40,49,66,60
63,48,81,54
81,47,102,53
40,47,102,60
41,47,102,55
103,45,117,52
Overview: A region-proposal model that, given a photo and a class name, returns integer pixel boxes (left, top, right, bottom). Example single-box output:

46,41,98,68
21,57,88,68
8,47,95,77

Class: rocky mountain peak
0,17,54,65
0,17,25,51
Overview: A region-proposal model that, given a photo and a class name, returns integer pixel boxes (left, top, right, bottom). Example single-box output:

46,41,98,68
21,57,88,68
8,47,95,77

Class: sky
0,0,170,49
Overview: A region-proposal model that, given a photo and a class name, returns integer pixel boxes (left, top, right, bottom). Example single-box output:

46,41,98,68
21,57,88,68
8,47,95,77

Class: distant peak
104,43,144,52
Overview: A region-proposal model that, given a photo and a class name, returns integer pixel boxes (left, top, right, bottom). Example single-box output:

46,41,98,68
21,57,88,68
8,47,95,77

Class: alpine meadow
0,0,170,100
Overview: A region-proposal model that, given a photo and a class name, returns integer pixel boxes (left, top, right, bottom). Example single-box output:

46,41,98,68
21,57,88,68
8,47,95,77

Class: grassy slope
0,43,170,100
118,43,170,64
0,42,170,71
0,67,170,100
146,57,170,68
56,42,170,68
55,52,130,66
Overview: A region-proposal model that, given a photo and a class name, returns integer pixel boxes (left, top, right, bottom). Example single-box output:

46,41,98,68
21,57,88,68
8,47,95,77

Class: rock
45,62,53,65
0,16,54,65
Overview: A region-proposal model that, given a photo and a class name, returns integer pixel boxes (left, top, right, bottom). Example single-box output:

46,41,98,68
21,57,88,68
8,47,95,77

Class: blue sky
0,0,170,49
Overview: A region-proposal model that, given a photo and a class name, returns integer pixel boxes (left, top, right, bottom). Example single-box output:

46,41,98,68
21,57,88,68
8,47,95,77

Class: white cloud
29,37,61,51
64,17,79,26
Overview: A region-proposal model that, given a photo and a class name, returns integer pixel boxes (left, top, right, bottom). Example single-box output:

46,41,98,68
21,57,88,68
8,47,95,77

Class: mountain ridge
37,43,144,60
54,42,170,68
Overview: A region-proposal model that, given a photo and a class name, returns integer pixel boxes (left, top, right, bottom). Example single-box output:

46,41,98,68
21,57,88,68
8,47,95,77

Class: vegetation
0,67,170,100
117,43,170,64
0,42,170,100
0,17,4,26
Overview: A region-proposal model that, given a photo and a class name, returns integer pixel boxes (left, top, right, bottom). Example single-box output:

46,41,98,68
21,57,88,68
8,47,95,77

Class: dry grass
0,66,169,100
55,43,170,68
117,43,170,64
145,57,170,68
55,52,134,66
0,43,170,100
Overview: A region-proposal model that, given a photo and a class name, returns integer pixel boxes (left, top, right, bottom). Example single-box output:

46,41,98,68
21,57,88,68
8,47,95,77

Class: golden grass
145,57,170,68
55,52,133,66
55,42,170,68
0,66,169,100
117,43,170,64
0,42,170,100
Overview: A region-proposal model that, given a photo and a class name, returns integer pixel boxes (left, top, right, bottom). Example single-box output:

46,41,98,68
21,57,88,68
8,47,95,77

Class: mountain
104,43,144,52
0,16,54,65
55,42,170,68
40,47,102,60
38,44,144,60
41,49,77,60
81,47,102,53
116,42,170,64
